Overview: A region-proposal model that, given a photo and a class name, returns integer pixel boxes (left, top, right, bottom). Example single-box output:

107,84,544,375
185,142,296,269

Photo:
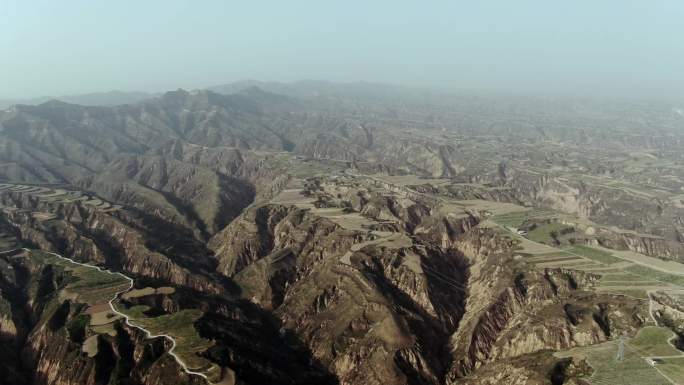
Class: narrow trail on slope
1,247,211,383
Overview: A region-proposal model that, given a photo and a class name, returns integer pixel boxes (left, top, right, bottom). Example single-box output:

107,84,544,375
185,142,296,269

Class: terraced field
489,214,684,300
368,174,453,187
528,246,675,298
29,250,131,305
272,177,414,261
556,340,673,385
491,209,557,229
0,183,121,212
271,179,316,208
556,324,684,384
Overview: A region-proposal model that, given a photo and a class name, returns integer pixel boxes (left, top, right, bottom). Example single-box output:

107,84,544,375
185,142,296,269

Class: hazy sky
2,1,683,99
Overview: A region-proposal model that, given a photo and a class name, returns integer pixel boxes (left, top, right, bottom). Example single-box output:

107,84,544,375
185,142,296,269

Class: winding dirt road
2,248,211,383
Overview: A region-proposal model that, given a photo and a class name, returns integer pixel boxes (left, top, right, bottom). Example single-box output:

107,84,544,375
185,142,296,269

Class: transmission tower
616,336,625,361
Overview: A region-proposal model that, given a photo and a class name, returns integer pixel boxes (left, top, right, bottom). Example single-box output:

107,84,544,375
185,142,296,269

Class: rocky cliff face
445,262,643,381
650,292,684,338
209,196,647,385
440,223,649,381
77,155,255,238
592,230,684,261
0,189,221,293
211,203,463,384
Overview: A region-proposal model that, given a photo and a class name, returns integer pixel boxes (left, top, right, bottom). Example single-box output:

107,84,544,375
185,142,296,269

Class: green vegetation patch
656,357,684,384
490,211,529,228
119,305,150,319
28,251,131,305
564,245,622,265
115,302,215,372
625,265,684,287
68,266,127,289
557,340,671,385
600,273,642,281
583,268,628,274
491,209,557,228
530,256,584,264
599,281,661,287
605,289,649,299
527,223,574,244
629,327,681,357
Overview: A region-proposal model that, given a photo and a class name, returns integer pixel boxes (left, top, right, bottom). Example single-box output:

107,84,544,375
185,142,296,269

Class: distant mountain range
4,80,684,112
0,90,155,109
0,80,448,110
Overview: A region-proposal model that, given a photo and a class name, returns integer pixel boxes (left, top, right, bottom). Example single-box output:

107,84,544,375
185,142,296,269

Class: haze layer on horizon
1,0,683,100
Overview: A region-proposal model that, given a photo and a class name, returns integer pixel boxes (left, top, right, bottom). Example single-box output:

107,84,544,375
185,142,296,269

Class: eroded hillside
1,83,684,385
